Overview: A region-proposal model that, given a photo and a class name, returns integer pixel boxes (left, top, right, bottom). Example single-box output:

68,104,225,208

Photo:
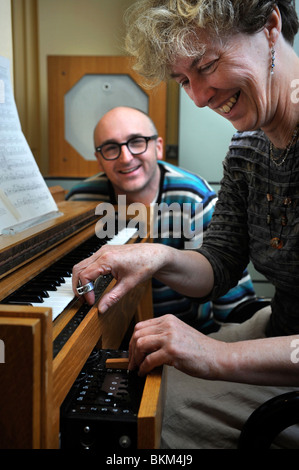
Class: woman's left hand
128,314,222,378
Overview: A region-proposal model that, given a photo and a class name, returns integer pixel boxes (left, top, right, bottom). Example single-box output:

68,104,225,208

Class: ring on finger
76,280,94,295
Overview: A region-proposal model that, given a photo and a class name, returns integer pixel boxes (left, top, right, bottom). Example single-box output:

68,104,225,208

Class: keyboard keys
1,227,137,321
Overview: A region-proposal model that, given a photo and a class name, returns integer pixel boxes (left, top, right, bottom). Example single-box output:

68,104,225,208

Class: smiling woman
124,0,298,86
124,1,299,136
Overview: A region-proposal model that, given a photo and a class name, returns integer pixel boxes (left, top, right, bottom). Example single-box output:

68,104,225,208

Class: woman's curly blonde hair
124,0,298,86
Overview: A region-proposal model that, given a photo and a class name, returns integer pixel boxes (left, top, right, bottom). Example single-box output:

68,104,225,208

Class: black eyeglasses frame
95,135,158,161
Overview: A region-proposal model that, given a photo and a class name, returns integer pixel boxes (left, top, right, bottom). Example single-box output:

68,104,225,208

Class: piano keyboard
2,227,137,321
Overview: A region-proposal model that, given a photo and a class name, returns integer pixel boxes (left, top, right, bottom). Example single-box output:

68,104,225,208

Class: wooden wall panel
48,55,167,177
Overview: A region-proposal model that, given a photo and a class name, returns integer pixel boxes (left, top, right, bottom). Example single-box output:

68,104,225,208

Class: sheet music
0,56,59,235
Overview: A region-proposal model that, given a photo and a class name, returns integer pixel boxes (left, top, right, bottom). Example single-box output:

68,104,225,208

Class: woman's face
170,29,273,132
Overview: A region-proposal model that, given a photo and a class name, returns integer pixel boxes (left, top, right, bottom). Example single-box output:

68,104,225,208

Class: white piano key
106,227,137,245
31,276,74,320
31,227,138,321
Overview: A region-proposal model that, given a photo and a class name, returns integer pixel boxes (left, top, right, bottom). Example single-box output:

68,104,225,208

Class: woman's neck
264,114,299,149
263,48,299,149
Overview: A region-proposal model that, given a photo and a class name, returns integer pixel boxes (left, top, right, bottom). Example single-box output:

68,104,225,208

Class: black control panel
60,349,145,451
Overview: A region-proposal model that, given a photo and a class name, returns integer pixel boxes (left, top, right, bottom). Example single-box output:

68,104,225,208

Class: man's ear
156,137,164,161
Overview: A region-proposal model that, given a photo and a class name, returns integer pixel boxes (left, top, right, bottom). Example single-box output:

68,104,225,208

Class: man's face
94,108,163,202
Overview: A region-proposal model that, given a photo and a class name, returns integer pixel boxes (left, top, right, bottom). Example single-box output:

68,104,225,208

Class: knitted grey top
198,129,299,336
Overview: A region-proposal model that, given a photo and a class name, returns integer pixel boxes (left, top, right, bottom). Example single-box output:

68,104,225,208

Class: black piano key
35,276,62,286
18,287,50,298
48,267,72,277
29,281,58,290
6,293,44,303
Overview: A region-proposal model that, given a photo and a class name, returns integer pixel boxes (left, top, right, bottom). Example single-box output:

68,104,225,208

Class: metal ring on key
76,280,94,296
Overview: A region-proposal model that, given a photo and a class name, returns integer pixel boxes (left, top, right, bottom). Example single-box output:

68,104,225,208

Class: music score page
0,56,59,235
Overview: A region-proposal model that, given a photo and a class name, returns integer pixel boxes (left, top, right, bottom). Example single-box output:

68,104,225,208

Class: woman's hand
72,241,214,313
128,315,299,387
72,243,171,313
128,314,222,378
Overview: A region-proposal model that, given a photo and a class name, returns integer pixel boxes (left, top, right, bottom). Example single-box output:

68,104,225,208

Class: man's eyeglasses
95,135,158,161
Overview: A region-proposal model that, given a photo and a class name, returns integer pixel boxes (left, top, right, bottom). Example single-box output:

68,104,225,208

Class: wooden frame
48,56,167,177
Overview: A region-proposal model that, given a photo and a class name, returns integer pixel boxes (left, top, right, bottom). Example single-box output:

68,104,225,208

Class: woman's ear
264,5,282,46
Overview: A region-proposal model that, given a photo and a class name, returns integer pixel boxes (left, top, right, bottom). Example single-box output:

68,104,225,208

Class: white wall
0,0,13,80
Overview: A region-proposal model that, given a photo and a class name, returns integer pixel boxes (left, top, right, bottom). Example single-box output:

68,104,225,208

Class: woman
72,1,299,447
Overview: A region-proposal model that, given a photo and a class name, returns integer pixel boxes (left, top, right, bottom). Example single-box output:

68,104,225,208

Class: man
67,106,256,331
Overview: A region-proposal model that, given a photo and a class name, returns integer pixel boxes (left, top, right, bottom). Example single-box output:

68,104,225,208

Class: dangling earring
270,46,275,75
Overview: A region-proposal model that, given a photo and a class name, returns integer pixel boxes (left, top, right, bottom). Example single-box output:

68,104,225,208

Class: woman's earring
271,47,275,75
